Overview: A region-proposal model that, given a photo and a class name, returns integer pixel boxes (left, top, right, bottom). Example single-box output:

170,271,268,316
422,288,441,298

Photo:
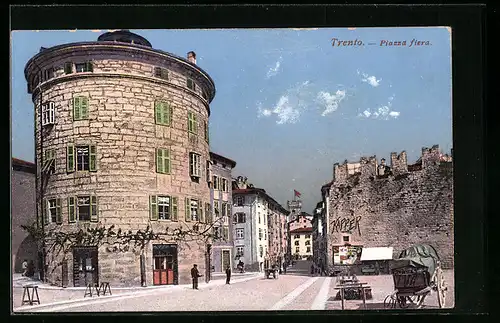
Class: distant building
208,152,236,274
11,158,38,274
290,227,313,260
232,176,289,271
312,200,327,272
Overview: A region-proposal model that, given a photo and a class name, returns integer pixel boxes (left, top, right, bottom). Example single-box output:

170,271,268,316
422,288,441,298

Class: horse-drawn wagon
384,244,447,309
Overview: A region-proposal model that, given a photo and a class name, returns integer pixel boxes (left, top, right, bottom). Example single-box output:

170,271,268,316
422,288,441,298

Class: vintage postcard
11,26,453,312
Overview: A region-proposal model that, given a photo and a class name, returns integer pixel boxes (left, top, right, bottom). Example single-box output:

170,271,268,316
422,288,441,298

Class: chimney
187,51,197,64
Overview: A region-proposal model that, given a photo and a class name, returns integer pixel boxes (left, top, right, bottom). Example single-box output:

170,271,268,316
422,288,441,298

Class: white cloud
357,70,381,87
266,56,283,79
317,90,347,116
257,81,314,124
358,96,400,120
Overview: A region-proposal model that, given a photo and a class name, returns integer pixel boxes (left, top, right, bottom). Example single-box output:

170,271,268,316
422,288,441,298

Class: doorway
73,246,98,287
222,249,231,271
153,244,177,285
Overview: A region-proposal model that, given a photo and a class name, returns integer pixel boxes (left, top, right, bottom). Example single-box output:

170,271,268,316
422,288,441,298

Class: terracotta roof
12,158,36,174
209,152,237,168
290,227,313,234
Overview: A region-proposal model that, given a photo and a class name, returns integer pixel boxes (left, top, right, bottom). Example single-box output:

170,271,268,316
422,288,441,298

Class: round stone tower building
24,30,216,287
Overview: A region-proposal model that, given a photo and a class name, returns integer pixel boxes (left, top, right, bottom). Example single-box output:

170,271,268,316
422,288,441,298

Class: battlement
332,144,452,184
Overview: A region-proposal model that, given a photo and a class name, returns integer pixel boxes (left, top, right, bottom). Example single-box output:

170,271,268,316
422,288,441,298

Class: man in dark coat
225,266,231,284
191,264,202,289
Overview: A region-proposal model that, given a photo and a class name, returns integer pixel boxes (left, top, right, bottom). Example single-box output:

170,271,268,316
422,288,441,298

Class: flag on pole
294,190,301,198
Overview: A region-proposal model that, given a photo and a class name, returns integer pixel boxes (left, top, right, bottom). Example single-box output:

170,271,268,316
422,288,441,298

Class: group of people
190,263,234,289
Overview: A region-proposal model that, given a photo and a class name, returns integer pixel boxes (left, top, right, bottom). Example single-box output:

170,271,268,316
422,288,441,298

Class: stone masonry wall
327,146,454,271
31,51,213,286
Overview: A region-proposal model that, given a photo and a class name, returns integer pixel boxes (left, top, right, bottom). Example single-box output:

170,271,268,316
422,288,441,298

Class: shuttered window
156,148,171,174
205,202,212,224
204,121,209,143
150,195,178,221
44,198,62,224
154,67,169,80
187,78,196,91
64,62,73,74
73,96,89,120
188,111,198,134
67,144,97,172
189,152,201,177
155,101,173,126
68,197,75,223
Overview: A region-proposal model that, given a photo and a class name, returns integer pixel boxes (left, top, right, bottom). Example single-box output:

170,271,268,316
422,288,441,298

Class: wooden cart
383,244,447,309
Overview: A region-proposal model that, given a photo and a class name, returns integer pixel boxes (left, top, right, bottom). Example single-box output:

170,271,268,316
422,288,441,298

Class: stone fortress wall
326,145,454,270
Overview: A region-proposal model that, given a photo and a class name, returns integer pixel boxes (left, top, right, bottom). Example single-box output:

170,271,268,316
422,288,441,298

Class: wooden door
153,256,167,285
72,247,98,287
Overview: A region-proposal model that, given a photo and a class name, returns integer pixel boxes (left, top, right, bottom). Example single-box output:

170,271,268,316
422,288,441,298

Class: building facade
232,176,289,271
290,227,313,260
208,152,236,273
24,30,217,287
323,145,454,273
312,201,326,272
11,158,39,274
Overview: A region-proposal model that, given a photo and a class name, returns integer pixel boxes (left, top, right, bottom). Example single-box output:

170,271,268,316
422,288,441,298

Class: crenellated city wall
327,145,454,269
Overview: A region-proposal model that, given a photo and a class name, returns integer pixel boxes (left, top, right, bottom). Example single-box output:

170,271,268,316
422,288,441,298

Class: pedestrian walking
21,259,28,276
191,264,202,289
225,266,231,284
283,263,287,274
310,264,315,275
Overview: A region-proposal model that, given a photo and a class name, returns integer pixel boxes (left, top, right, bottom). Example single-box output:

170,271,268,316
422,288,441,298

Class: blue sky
11,28,452,213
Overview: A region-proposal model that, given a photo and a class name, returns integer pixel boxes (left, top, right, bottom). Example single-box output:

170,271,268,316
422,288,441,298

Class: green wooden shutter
67,144,75,173
188,112,192,132
227,204,232,218
193,114,198,134
185,197,191,222
155,101,163,125
150,195,158,221
73,97,80,120
86,61,93,72
89,145,97,171
56,198,62,224
64,62,72,74
68,196,75,223
187,78,193,89
164,103,171,126
90,196,98,222
199,200,204,223
171,196,178,221
205,202,211,224
164,149,171,174
43,199,49,224
156,148,163,173
169,105,173,125
80,97,89,119
223,227,229,241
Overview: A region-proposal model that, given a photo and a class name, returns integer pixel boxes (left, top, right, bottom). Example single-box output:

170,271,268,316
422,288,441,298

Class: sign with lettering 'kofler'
331,216,362,235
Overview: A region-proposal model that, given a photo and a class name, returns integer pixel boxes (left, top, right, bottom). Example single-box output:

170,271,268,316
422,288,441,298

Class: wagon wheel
398,296,419,308
415,293,427,309
397,296,410,308
384,292,397,309
436,267,447,308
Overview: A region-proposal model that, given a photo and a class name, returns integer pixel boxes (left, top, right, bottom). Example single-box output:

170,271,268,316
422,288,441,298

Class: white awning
360,247,394,261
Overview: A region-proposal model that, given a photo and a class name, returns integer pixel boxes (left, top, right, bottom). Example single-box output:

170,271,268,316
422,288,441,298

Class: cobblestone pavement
12,263,454,313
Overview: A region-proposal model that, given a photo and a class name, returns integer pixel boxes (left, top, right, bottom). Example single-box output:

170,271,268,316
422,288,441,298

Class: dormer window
42,102,55,126
75,62,93,73
187,78,196,91
154,67,169,80
42,68,54,82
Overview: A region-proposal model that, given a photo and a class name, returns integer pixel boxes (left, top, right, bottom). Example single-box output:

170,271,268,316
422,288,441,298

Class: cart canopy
390,244,440,276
